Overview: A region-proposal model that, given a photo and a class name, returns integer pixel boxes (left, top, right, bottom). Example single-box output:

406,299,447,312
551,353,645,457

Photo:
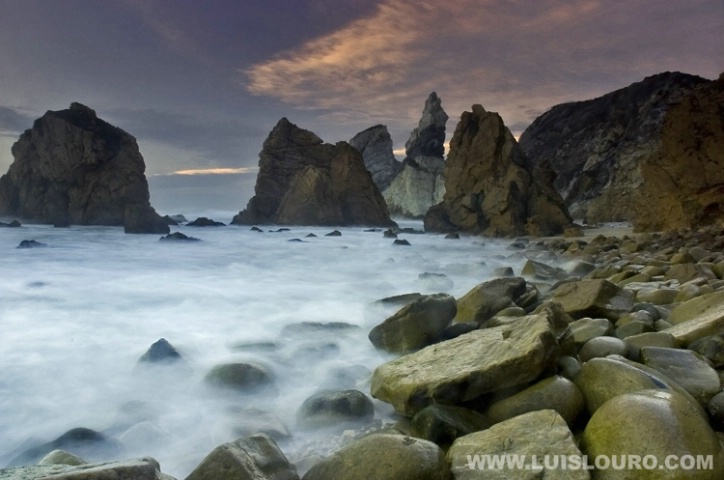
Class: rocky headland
425,104,575,237
232,118,395,227
0,103,169,234
519,72,709,223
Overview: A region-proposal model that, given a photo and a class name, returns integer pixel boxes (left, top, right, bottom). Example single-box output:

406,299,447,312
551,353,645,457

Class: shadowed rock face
635,72,724,231
232,118,395,227
0,102,168,233
424,104,572,237
349,125,402,192
519,72,708,223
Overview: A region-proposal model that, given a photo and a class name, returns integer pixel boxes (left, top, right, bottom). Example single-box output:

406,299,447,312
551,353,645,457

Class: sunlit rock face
424,104,572,237
519,72,708,223
383,92,447,218
635,72,724,231
0,102,168,233
232,118,395,227
349,125,402,193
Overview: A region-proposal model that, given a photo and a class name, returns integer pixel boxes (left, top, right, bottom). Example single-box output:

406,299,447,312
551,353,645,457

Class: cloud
171,167,260,176
241,0,723,135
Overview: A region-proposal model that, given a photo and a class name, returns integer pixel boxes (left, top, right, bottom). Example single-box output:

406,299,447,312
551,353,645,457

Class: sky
0,0,722,215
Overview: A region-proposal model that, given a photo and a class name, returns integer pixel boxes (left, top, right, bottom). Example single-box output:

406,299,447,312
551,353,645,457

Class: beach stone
6,428,124,467
707,391,724,430
688,333,724,368
615,310,654,327
302,433,449,480
575,356,687,415
447,410,588,480
0,457,172,480
581,390,724,480
521,259,567,281
551,279,634,321
453,277,527,324
665,263,715,283
635,288,679,305
37,450,87,466
557,356,582,381
569,318,614,345
623,332,679,361
204,362,275,393
614,320,654,339
665,290,724,345
410,405,490,448
137,338,182,364
296,390,374,428
640,347,721,404
368,293,457,352
186,433,298,480
371,314,559,416
579,336,628,361
676,284,704,302
486,375,584,426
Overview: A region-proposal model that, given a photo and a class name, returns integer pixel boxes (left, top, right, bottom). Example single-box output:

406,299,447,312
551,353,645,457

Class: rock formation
635,72,724,231
383,92,448,218
424,104,573,237
348,125,402,192
519,72,709,223
232,118,395,227
0,103,168,233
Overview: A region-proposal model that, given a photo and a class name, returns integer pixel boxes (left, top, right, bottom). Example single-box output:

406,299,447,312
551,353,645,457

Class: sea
0,211,532,478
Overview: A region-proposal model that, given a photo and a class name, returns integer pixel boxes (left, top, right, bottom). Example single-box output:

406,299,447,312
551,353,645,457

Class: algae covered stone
371,314,559,415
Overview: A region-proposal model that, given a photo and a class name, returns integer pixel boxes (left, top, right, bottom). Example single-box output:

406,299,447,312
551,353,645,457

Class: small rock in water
159,232,200,242
305,233,317,237
296,390,375,428
393,239,411,246
17,239,47,248
288,238,304,242
204,362,276,394
444,232,460,239
0,219,22,227
250,226,264,232
137,338,182,364
187,216,225,226
325,229,342,236
383,228,397,238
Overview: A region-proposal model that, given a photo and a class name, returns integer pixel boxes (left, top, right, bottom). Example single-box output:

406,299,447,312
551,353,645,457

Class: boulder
371,314,559,416
186,217,225,227
348,125,402,192
224,407,290,440
301,433,450,480
447,410,588,480
17,239,46,249
382,92,448,218
635,73,724,231
204,362,275,394
0,457,172,480
38,450,87,466
296,390,374,428
159,232,200,242
368,293,457,352
581,390,724,480
0,103,167,233
231,118,394,227
6,428,124,467
640,346,721,404
186,433,298,480
410,405,490,449
424,104,573,237
665,290,724,345
485,375,585,426
519,71,708,223
453,277,527,324
551,279,634,321
688,333,724,368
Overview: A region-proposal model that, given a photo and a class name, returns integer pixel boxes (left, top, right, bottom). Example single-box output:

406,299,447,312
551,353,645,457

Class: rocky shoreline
3,225,724,479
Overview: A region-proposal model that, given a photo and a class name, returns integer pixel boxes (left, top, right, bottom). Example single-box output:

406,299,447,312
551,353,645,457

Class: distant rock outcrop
424,104,573,237
383,92,448,218
349,125,402,192
0,103,168,234
519,72,709,222
232,118,395,227
635,73,724,231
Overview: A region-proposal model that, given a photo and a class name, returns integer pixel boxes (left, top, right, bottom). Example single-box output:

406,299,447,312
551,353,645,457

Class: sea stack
232,118,395,227
0,103,168,233
383,92,448,218
424,104,573,237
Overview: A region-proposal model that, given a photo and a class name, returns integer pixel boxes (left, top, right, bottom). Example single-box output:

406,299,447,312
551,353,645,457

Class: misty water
0,214,531,477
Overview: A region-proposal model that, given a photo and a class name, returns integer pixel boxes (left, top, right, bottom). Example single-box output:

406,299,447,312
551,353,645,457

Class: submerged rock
6,427,124,467
0,457,171,480
137,338,182,364
204,362,275,394
0,103,168,233
17,239,47,249
186,217,225,227
159,232,200,242
296,390,374,428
